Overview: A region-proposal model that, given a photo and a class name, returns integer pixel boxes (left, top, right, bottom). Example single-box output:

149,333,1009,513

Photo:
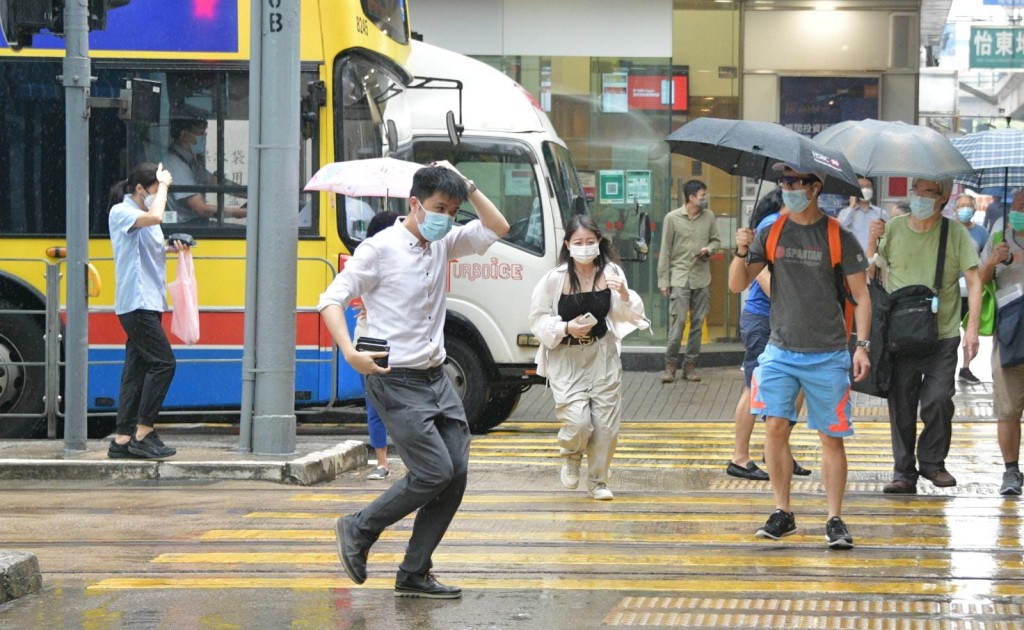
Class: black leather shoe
394,571,462,599
792,459,812,476
335,516,369,584
726,461,769,481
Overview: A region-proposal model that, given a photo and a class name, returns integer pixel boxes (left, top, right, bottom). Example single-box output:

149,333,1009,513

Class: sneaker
825,516,854,549
755,509,796,540
107,439,133,459
1000,470,1024,496
127,432,176,459
560,455,581,489
958,367,981,384
588,483,614,500
366,466,390,480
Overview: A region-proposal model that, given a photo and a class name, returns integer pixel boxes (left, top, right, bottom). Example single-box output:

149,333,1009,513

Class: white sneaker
589,483,613,500
560,456,581,489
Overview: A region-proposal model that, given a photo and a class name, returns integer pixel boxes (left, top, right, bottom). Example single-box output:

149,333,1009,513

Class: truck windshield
542,141,588,226
396,137,545,255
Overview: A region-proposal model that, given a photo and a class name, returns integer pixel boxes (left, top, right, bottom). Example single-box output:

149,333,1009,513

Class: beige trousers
546,335,622,489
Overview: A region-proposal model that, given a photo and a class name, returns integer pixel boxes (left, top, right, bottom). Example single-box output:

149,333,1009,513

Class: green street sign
970,26,1024,69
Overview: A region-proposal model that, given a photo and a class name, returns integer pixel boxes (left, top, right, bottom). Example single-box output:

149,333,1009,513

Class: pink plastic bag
169,249,200,345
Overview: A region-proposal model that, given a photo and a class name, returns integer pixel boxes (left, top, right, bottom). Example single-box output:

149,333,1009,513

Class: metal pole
238,0,264,454
63,0,91,452
248,0,300,454
45,263,62,439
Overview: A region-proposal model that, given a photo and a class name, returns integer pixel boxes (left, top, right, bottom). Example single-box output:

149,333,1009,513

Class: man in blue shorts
728,162,872,549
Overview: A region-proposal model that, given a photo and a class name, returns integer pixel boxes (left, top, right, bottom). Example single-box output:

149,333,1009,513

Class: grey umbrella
813,119,974,180
665,117,861,197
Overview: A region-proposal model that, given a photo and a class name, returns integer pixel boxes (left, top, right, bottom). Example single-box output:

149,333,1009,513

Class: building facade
412,0,944,348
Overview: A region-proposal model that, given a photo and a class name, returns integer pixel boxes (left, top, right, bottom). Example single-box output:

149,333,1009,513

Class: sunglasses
777,176,818,187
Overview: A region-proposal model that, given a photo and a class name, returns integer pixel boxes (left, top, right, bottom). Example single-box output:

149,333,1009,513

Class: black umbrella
666,117,861,197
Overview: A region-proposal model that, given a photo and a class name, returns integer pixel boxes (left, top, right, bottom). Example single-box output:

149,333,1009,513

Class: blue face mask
192,135,206,156
957,208,975,223
418,207,455,242
1010,211,1024,232
781,189,811,214
908,193,936,219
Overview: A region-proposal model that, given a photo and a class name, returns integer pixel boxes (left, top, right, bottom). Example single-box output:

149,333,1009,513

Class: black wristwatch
855,339,871,350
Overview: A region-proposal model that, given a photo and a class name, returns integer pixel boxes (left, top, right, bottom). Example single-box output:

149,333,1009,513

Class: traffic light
0,0,130,48
0,0,57,49
87,0,131,32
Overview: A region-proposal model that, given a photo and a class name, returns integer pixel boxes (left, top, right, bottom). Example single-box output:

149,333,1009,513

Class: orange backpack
764,214,855,340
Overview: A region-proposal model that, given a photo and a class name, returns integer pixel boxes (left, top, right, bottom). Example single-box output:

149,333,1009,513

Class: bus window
333,53,406,250
361,0,409,45
399,138,544,256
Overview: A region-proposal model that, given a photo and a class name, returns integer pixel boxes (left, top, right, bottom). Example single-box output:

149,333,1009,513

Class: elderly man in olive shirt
658,179,721,382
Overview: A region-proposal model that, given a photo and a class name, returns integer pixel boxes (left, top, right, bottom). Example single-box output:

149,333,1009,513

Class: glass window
332,52,407,251
396,137,545,255
543,141,588,226
361,0,409,45
0,61,318,238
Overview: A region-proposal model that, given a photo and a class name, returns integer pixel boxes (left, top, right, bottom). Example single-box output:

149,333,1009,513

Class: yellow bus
0,0,411,437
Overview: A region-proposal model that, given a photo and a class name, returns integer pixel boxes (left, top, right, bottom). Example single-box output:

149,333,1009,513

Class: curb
0,551,42,604
0,440,367,486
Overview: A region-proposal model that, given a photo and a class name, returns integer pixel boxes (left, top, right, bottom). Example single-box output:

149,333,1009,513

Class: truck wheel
0,301,46,438
478,391,521,432
442,336,489,434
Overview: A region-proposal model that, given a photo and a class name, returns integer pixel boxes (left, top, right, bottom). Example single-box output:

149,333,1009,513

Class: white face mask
861,187,873,202
569,243,600,264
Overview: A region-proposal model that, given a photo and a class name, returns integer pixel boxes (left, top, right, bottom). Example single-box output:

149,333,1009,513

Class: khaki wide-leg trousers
547,336,622,489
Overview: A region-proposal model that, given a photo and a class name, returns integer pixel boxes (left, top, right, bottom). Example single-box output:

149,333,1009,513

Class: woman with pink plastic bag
106,162,190,460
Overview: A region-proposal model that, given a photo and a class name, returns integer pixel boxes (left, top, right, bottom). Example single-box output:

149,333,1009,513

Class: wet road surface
2,403,1022,628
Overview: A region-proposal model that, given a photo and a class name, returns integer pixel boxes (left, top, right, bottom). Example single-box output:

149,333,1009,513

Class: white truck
378,42,648,432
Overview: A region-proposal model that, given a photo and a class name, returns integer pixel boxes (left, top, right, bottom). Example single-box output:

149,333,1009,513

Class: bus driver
164,118,246,225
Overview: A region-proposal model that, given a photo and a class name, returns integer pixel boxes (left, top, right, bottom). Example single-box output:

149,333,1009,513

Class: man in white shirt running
318,162,509,599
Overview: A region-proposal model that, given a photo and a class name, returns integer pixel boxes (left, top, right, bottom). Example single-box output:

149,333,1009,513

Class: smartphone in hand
578,313,598,327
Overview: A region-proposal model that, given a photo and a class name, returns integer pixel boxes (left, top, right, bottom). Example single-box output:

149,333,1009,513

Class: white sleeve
529,270,568,349
317,243,380,311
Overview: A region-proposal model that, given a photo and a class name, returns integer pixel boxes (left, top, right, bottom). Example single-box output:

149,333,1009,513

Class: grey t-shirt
748,215,868,352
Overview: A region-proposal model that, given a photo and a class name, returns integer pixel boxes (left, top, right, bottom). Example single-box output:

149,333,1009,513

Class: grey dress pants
355,367,470,576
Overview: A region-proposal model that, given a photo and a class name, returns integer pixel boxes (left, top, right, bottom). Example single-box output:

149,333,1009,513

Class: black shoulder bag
886,218,948,357
850,268,892,397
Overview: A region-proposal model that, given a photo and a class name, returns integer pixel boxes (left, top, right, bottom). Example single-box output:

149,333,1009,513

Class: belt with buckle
561,334,602,346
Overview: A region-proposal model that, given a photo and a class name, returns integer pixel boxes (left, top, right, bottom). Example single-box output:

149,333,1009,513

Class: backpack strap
826,216,855,340
764,213,789,267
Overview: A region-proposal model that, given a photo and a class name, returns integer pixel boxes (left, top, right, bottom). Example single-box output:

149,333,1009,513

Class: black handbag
886,218,948,357
850,272,891,397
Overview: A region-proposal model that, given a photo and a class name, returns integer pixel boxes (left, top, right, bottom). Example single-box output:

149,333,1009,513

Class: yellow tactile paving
197,528,1024,549
86,576,1024,598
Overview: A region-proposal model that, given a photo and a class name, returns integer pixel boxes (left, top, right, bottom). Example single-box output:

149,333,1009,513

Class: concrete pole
63,0,91,452
245,0,300,454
